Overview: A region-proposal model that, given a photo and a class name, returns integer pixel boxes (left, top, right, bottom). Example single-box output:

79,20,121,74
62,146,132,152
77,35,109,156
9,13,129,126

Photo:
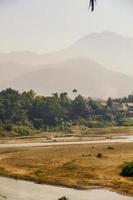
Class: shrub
86,120,105,128
121,162,133,177
96,153,103,158
33,118,43,129
58,197,68,200
4,124,12,131
12,125,34,136
33,168,44,176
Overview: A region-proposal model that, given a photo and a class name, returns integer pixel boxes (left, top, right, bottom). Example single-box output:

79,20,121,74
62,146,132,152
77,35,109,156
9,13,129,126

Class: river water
0,177,132,200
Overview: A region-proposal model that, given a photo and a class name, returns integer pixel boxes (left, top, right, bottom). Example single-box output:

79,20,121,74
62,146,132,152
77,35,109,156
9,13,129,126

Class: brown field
0,142,133,196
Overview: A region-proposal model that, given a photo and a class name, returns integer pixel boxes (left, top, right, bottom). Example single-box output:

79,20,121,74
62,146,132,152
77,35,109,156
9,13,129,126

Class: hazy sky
1,0,133,53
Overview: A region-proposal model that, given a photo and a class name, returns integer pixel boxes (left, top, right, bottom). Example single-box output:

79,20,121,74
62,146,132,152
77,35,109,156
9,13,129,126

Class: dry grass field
0,142,132,196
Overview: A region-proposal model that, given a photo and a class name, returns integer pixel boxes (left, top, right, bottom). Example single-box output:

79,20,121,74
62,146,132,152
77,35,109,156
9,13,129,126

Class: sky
0,0,133,53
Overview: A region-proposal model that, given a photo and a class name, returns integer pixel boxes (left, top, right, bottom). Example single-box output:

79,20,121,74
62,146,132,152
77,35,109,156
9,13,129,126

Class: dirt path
0,135,133,148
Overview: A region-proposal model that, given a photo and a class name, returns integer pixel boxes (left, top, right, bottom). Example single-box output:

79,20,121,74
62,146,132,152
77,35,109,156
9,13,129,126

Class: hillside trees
0,88,132,134
70,95,90,119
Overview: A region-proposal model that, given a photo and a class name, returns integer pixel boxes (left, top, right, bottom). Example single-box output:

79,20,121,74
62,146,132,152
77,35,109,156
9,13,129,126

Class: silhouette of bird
89,0,96,11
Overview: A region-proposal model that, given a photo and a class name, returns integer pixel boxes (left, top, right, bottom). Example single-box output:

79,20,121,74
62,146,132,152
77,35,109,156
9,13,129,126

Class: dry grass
0,126,133,144
0,142,133,195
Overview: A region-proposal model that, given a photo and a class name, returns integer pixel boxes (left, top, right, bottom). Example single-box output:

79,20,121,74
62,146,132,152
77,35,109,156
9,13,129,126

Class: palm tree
73,89,78,99
89,0,96,11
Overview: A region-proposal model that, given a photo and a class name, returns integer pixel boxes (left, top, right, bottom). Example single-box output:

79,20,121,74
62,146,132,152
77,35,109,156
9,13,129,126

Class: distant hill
1,31,133,98
2,58,133,99
67,31,133,76
1,31,133,75
0,63,41,84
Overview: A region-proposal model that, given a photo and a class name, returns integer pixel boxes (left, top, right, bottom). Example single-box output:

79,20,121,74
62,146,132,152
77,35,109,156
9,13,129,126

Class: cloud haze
0,0,133,53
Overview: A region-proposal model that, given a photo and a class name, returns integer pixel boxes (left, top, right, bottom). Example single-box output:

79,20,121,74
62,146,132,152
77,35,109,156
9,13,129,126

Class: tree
107,97,112,108
60,92,70,107
59,93,71,119
0,88,130,133
73,89,78,99
70,95,89,119
52,92,58,98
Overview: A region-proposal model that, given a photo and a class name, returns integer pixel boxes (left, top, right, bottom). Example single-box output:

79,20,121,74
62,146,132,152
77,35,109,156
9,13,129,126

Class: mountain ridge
2,57,133,99
0,31,133,75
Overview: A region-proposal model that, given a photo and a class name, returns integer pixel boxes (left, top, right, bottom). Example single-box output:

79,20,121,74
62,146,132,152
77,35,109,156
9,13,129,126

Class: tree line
0,88,132,135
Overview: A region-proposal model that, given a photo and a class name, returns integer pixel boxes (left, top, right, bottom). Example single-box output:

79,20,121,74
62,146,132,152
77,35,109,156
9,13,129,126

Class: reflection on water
0,177,132,200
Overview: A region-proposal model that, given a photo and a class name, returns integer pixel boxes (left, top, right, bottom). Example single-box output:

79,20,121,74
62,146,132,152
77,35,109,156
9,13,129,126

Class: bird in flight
89,0,96,11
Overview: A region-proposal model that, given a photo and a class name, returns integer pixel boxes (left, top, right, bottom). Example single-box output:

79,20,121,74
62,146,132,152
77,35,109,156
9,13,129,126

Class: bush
4,124,12,131
120,118,133,126
33,118,43,129
12,125,35,136
58,197,68,200
33,168,44,176
121,162,133,177
86,120,105,128
96,153,103,158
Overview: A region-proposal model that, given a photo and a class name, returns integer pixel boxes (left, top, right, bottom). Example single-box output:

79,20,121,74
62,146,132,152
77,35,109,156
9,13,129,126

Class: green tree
107,97,112,108
73,89,78,99
70,95,89,119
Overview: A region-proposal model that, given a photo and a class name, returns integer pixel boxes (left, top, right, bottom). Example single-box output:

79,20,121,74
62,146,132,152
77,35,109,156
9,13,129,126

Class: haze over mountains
1,31,133,75
0,63,41,84
3,58,133,99
0,31,133,98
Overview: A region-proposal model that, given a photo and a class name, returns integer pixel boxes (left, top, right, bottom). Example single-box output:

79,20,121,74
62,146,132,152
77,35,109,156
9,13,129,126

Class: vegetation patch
0,88,133,136
62,161,78,171
33,168,44,176
121,162,133,177
58,197,68,200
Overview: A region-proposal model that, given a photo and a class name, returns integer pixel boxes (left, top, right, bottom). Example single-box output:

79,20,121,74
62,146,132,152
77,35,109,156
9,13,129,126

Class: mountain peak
77,31,124,43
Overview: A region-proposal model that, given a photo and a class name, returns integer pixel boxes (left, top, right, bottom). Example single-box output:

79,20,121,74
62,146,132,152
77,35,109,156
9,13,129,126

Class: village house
111,102,127,112
126,103,133,118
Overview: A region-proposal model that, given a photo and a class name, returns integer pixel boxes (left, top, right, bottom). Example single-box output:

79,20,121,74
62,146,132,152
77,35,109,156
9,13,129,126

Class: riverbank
0,125,133,145
0,142,133,196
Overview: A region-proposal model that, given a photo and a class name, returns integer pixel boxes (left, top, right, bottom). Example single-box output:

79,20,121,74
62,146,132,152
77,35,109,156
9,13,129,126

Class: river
0,177,132,200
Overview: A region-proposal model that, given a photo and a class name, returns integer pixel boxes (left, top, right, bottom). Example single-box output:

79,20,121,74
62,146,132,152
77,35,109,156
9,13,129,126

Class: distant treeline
114,94,133,103
0,88,132,135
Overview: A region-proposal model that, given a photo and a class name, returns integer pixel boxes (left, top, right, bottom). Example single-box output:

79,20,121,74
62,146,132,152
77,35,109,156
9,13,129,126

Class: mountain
67,31,133,76
0,52,41,66
2,58,133,99
1,31,133,98
1,31,133,75
0,63,42,84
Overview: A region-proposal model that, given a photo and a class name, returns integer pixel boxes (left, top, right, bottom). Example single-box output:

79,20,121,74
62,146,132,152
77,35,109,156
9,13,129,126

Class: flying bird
89,0,96,11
